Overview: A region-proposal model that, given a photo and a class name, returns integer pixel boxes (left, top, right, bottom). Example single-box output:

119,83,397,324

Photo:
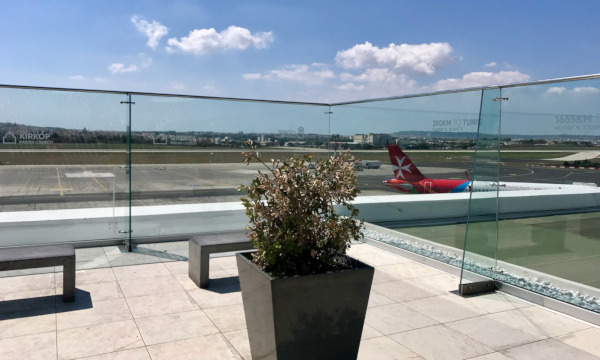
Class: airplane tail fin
387,145,426,182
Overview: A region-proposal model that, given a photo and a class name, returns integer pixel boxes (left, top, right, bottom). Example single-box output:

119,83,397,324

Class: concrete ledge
0,244,76,302
188,232,254,288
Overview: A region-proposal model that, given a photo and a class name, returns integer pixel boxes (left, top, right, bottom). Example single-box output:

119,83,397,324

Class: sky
0,0,599,104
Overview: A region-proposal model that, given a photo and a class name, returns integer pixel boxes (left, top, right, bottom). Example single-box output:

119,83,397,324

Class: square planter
236,250,374,360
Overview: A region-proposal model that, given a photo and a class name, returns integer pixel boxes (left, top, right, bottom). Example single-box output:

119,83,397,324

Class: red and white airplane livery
383,145,597,194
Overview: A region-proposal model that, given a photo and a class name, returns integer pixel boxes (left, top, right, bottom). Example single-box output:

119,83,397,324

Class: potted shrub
236,140,374,360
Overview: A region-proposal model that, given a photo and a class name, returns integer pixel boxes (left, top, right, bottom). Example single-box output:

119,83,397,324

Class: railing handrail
0,84,329,107
2,73,599,106
330,73,600,106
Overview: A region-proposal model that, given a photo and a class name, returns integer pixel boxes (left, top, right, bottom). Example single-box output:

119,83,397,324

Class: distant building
353,133,391,147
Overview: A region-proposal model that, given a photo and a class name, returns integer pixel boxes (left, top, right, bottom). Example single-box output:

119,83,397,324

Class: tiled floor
2,241,600,359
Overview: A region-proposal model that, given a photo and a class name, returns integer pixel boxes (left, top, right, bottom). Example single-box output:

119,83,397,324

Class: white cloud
201,81,219,95
139,53,153,68
546,87,567,95
131,15,168,50
166,25,273,54
170,81,186,91
108,63,138,74
69,75,85,80
243,64,335,85
340,68,397,83
546,86,600,95
335,41,453,75
108,54,152,75
484,61,497,67
242,73,262,80
336,83,365,91
431,71,530,91
573,86,600,94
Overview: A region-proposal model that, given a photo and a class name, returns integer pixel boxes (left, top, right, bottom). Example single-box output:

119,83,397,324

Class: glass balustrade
1,74,600,315
0,88,128,247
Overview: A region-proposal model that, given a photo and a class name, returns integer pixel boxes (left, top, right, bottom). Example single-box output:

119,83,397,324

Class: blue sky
1,0,599,103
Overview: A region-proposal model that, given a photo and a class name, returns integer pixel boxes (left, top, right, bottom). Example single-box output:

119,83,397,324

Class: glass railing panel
0,88,129,247
331,91,482,264
459,88,501,293
495,78,600,311
129,95,329,241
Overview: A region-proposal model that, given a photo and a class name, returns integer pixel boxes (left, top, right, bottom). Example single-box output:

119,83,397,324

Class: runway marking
76,168,110,192
91,176,109,192
65,171,114,178
56,168,64,196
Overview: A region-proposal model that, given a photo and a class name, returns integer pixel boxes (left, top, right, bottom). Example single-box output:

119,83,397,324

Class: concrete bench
189,232,254,288
0,244,76,302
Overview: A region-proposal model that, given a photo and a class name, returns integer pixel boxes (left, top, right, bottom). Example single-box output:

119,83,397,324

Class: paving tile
415,273,460,293
462,292,531,314
126,290,198,318
57,319,144,360
102,246,125,256
468,353,515,360
224,266,239,277
510,306,591,337
403,294,487,323
118,275,183,297
69,281,123,302
112,263,171,281
445,310,549,351
75,347,151,360
107,253,163,267
223,329,252,360
357,336,423,360
76,256,112,270
347,243,383,256
0,331,56,360
173,273,201,291
75,248,110,268
0,273,55,294
0,308,56,339
372,268,402,284
557,327,600,357
0,288,56,314
502,338,600,360
146,333,239,360
376,262,445,280
68,268,116,286
0,267,56,277
158,248,189,262
134,245,188,262
56,298,132,330
391,324,494,360
137,241,188,251
135,310,219,346
372,279,443,303
352,251,409,266
203,269,240,287
361,324,384,340
367,290,396,308
211,256,238,270
365,303,438,335
203,304,247,333
188,285,243,309
163,260,189,275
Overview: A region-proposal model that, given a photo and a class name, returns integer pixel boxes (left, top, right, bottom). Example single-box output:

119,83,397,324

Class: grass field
0,143,592,165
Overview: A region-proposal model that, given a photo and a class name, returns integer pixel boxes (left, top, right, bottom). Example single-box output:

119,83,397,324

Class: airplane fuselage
383,178,595,194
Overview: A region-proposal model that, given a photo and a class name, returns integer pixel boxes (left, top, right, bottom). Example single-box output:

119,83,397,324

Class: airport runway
0,161,599,211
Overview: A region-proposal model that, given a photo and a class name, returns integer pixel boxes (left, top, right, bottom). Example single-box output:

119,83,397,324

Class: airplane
383,145,598,194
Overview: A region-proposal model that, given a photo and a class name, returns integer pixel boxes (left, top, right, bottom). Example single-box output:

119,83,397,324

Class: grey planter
236,251,374,360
